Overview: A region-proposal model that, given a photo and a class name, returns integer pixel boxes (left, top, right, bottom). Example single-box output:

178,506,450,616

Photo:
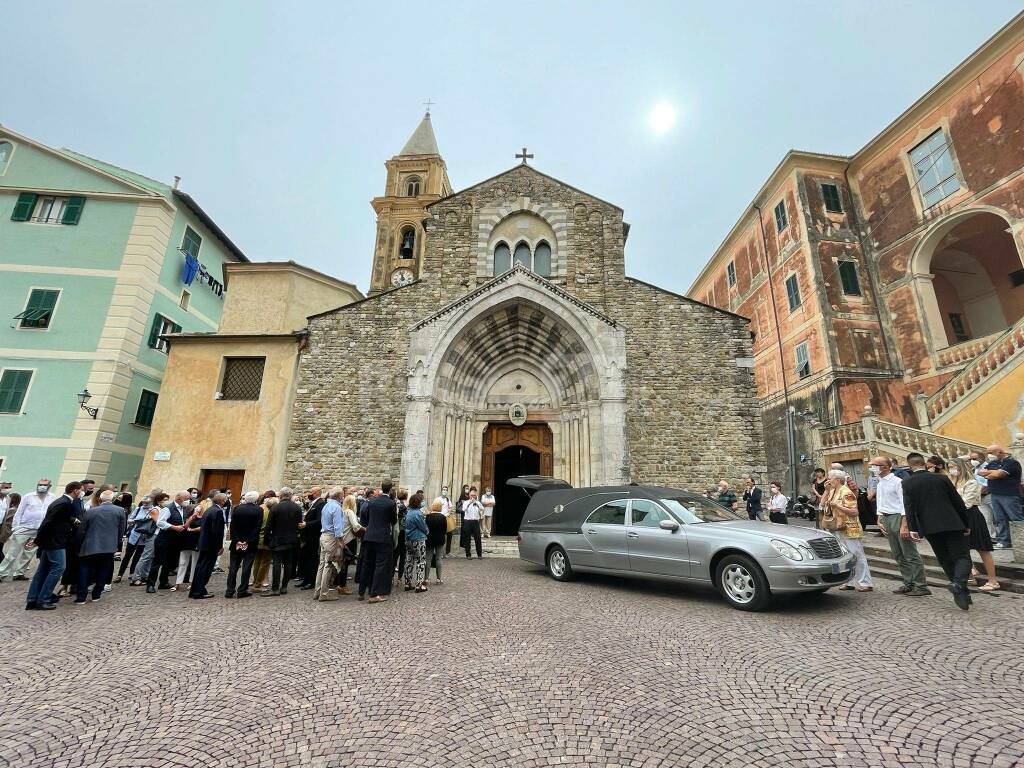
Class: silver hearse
514,477,855,611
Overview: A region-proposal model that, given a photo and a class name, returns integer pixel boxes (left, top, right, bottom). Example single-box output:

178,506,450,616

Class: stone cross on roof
516,147,534,165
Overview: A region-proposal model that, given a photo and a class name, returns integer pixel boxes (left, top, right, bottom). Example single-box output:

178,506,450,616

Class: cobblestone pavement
1,558,1022,767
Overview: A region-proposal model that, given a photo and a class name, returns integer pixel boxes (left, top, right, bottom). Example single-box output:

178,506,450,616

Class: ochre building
285,114,765,532
687,13,1024,482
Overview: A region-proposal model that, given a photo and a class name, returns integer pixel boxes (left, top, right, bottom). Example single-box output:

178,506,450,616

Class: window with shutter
147,314,164,349
15,289,60,329
133,389,159,428
785,275,802,311
0,369,33,414
10,192,37,222
838,261,861,296
774,200,788,233
181,226,202,257
821,184,843,213
61,196,86,225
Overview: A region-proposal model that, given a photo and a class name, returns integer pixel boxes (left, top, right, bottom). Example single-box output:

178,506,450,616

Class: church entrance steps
479,536,520,558
860,535,1023,594
927,315,1024,427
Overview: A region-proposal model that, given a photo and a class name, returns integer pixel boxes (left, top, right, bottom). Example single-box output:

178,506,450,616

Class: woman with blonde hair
823,469,873,592
334,493,364,595
950,457,1000,591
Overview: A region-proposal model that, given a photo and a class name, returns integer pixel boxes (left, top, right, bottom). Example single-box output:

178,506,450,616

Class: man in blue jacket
189,493,226,599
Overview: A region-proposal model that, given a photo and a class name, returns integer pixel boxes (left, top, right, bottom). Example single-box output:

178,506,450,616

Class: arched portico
908,207,1024,356
399,265,628,496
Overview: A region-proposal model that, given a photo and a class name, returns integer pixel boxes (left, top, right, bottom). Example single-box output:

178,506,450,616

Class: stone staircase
480,535,520,558
926,315,1024,427
818,411,984,461
860,533,1023,594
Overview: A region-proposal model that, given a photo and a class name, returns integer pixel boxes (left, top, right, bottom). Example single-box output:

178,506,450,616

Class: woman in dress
766,481,788,524
823,469,873,592
950,457,1000,592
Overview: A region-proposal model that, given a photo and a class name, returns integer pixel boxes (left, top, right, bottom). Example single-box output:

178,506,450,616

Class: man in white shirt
461,489,485,559
868,456,928,596
481,488,496,538
437,487,454,558
0,478,56,581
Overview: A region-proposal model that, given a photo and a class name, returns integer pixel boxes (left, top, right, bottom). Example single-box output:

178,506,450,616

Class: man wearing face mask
868,456,928,596
977,444,1024,550
0,479,55,581
969,450,997,540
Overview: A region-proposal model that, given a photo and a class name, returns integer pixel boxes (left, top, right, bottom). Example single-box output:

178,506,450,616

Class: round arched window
406,177,421,196
493,242,511,274
399,226,416,259
514,241,531,269
534,241,552,277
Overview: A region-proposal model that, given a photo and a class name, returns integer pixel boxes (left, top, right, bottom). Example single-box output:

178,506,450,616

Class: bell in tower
369,109,453,293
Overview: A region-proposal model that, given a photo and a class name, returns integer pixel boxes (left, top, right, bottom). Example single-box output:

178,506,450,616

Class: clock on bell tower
368,110,452,293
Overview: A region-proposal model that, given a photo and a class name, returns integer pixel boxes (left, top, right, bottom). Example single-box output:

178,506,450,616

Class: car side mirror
659,519,680,532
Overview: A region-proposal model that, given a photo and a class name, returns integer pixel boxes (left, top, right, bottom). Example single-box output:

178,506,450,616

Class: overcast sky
3,2,1021,293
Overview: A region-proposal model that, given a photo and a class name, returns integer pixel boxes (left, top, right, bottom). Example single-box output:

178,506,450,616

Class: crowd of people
704,442,1021,610
0,477,498,610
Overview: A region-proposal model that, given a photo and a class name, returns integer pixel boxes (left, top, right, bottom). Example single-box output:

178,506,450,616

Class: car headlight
770,539,803,561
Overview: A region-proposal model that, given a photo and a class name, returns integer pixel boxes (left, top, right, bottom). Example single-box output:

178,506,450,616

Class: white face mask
37,484,50,494
869,466,881,476
986,453,998,462
970,459,981,468
949,468,959,477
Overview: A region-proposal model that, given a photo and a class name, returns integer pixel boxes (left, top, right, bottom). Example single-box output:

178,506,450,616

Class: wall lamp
77,388,99,419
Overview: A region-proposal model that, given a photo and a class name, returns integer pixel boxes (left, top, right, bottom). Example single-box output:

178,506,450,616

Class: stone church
285,113,765,531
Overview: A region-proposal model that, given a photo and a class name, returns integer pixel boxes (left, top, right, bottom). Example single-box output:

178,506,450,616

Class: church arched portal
482,423,552,535
399,269,628,499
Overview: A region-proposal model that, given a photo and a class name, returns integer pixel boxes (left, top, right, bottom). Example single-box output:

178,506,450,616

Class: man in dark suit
262,487,303,596
25,481,83,610
361,479,398,603
903,452,974,610
189,493,226,599
225,491,262,598
76,490,126,604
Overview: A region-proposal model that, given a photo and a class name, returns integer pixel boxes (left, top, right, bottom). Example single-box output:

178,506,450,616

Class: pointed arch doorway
481,423,552,535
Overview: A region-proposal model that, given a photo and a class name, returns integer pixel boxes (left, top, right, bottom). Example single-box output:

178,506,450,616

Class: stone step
864,555,1022,594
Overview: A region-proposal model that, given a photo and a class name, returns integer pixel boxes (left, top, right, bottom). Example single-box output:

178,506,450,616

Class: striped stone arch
474,197,572,279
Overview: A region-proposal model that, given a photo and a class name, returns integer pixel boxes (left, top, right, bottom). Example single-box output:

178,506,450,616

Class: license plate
831,562,842,574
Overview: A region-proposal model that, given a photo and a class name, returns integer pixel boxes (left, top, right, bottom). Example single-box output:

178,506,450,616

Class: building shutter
147,314,164,348
10,192,37,222
17,289,60,328
0,370,32,413
61,196,86,225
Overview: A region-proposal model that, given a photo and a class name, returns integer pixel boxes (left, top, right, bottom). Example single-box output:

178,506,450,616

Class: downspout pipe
753,204,796,500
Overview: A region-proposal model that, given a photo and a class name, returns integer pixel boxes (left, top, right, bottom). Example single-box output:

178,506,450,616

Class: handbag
445,514,456,534
135,517,157,537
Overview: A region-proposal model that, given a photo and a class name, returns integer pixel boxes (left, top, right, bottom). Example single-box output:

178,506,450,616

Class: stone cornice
410,264,618,331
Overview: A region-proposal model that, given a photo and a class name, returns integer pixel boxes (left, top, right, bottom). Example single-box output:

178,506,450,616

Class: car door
625,499,690,577
581,500,629,570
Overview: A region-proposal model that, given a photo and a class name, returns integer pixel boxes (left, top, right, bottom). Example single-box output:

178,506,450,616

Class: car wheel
546,545,574,582
715,554,770,611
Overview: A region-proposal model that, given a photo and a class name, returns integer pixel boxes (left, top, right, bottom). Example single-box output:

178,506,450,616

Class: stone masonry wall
283,284,425,487
613,279,766,489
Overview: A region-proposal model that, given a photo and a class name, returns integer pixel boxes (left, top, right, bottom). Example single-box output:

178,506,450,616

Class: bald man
977,444,1024,549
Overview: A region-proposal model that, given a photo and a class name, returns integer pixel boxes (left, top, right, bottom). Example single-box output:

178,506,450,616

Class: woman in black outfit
298,490,325,590
393,489,408,584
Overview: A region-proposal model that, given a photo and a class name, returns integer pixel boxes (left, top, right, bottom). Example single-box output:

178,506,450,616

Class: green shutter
0,370,32,413
61,196,86,225
135,390,158,427
171,321,182,335
10,192,37,222
147,314,163,348
19,289,59,328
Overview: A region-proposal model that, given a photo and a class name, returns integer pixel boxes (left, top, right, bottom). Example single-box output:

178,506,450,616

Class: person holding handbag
824,469,873,592
129,493,167,587
115,497,152,583
335,493,364,595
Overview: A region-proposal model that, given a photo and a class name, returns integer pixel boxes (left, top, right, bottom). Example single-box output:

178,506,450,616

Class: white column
453,415,466,489
581,414,591,487
442,411,455,493
399,397,432,491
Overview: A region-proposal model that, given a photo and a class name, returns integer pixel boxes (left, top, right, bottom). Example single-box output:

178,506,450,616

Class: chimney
173,175,181,190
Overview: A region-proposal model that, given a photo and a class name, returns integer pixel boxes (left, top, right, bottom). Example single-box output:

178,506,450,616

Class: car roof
520,484,705,531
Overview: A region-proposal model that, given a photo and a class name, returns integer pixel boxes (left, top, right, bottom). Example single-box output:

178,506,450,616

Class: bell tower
369,110,452,293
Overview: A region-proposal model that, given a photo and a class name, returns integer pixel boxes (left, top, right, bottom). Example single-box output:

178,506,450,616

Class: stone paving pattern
1,559,1022,767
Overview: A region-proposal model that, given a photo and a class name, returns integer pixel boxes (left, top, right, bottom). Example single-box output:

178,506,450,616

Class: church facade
285,114,764,530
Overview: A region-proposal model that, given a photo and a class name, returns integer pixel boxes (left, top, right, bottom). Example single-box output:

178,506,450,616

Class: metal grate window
220,357,265,401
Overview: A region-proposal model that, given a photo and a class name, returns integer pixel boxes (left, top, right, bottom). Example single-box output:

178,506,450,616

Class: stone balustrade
928,320,1024,421
820,422,865,449
818,416,984,461
935,331,1002,368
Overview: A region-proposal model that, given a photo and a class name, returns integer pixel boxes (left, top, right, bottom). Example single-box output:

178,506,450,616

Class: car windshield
661,497,745,524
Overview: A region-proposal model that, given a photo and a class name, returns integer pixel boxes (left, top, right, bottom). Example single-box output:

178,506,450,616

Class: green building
0,126,246,493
